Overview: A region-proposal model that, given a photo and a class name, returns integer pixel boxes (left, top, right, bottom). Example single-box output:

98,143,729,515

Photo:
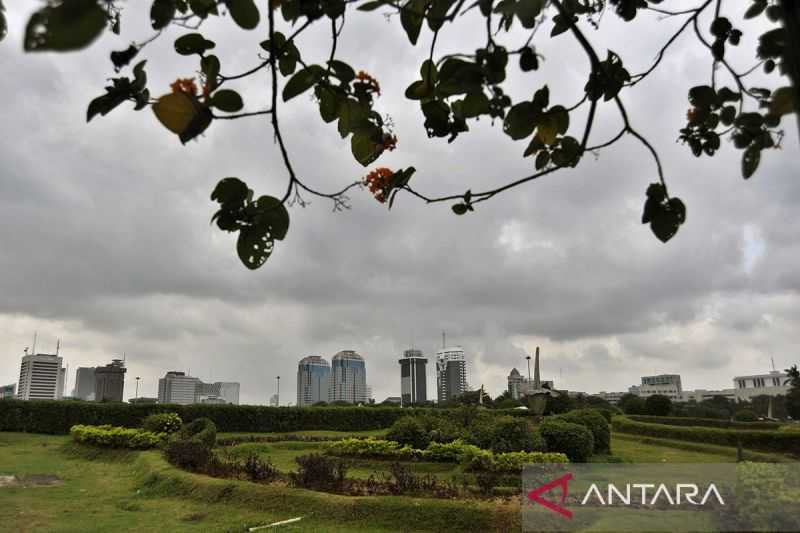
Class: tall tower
533,346,541,389
95,359,127,402
296,356,331,406
436,346,467,402
330,351,368,404
17,352,65,401
399,349,427,405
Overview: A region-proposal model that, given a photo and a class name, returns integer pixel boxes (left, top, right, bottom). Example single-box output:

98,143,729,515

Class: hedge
626,414,782,431
70,424,166,449
0,399,534,435
612,416,800,455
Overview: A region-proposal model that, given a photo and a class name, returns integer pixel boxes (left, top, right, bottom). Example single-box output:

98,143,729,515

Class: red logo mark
527,472,573,519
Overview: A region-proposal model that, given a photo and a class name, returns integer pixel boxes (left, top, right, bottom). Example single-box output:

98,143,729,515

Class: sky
1,2,798,405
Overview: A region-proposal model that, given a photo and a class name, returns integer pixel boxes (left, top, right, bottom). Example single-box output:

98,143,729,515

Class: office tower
95,359,127,402
73,367,96,400
296,355,331,406
330,350,368,404
0,384,16,399
399,349,427,405
197,381,240,404
157,371,200,405
436,346,467,402
17,353,65,401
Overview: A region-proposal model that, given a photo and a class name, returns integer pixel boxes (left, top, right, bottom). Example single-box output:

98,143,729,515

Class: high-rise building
95,359,126,402
296,355,331,406
330,350,368,404
436,346,467,402
733,371,791,401
269,393,279,407
399,349,427,405
73,367,96,400
158,371,200,405
0,383,16,399
17,353,65,401
197,381,240,404
507,351,554,400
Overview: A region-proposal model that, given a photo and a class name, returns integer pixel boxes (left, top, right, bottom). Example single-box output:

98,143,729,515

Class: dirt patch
0,474,63,488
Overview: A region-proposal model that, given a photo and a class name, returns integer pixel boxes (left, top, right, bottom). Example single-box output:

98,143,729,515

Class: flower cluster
363,167,395,203
170,77,211,99
382,132,398,152
355,70,381,96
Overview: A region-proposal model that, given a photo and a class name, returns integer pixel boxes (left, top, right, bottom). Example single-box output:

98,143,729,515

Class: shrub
539,418,594,462
612,416,800,455
290,453,348,489
462,449,569,472
385,416,429,449
178,417,217,448
627,415,781,430
142,412,182,434
70,424,165,449
164,438,213,469
644,395,672,416
388,462,420,493
734,409,758,422
423,439,483,462
323,438,421,460
465,415,544,453
619,394,647,415
558,409,611,453
475,470,501,496
241,454,280,482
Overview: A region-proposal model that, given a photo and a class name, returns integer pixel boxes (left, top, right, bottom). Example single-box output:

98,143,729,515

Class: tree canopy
2,0,798,269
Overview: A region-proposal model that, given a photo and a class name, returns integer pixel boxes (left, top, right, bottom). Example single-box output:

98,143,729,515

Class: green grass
0,433,516,532
218,429,388,440
612,432,796,463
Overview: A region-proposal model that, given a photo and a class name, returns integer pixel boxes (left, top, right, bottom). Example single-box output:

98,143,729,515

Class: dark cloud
1,2,798,402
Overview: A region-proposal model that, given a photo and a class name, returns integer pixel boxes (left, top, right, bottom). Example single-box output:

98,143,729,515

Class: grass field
1,430,795,532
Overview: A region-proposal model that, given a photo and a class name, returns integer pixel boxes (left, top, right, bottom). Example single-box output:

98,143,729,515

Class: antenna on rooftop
442,331,446,349
32,332,38,355
56,339,60,356
771,357,776,372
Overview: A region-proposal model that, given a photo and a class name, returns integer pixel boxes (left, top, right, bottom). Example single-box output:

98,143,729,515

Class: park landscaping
1,400,799,532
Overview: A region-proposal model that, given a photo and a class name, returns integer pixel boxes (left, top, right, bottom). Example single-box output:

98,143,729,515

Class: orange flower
382,133,398,152
363,167,395,204
687,108,698,123
170,78,198,96
355,70,381,96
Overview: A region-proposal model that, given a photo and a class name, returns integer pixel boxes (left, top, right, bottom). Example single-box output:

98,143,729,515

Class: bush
462,449,569,472
423,439,483,463
735,409,758,422
465,415,544,453
644,395,672,416
627,415,782,430
323,438,421,460
290,453,348,490
142,412,182,434
70,424,165,449
385,416,429,449
558,409,611,453
475,470,501,496
178,417,217,448
164,438,213,470
0,399,535,434
619,394,647,415
539,418,594,462
241,454,280,482
612,416,800,455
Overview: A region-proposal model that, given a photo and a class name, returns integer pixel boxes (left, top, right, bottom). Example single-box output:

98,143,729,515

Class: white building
17,353,66,401
733,371,791,401
0,383,16,399
629,374,683,401
330,351,369,404
158,371,200,405
596,391,626,405
436,347,467,402
680,388,736,403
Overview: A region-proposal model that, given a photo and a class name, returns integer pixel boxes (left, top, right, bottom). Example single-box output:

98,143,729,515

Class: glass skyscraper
296,355,331,406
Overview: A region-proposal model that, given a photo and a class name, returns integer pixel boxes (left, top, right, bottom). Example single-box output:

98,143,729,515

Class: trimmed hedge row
70,424,166,449
0,399,534,435
626,414,782,431
612,416,800,455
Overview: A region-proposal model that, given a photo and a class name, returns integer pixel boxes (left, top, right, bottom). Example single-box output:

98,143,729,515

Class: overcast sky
1,2,797,404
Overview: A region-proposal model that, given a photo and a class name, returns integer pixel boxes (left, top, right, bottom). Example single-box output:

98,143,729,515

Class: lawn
218,429,388,440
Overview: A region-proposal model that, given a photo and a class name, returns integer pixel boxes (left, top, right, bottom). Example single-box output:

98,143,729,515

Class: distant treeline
0,399,534,435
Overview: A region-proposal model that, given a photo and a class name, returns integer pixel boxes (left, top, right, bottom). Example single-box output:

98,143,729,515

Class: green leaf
151,0,176,29
225,0,260,29
358,0,389,10
515,0,544,29
534,151,549,170
211,177,249,205
210,89,244,112
328,60,355,83
189,0,218,18
237,225,274,270
317,86,340,122
503,102,536,140
742,145,760,179
0,0,6,42
282,65,321,101
337,98,368,138
400,0,429,45
174,33,215,55
251,195,290,240
24,0,107,52
452,203,468,215
744,0,767,19
131,60,148,92
688,85,716,109
201,55,221,90
351,129,383,167
519,47,538,71
769,87,795,117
